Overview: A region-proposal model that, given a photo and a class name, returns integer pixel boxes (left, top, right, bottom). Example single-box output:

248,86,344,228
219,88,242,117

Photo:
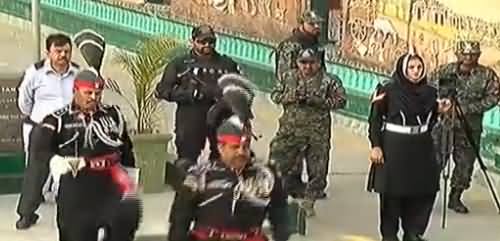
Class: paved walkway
1,20,499,241
2,127,500,241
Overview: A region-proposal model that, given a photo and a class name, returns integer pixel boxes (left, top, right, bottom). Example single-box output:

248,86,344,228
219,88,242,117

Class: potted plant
113,37,184,193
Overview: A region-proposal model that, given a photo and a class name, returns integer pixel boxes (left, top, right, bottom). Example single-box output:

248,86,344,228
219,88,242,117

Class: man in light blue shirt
15,33,79,230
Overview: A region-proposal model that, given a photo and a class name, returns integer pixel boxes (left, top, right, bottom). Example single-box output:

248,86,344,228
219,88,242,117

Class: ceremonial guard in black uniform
167,115,290,241
155,24,241,164
167,74,290,241
28,30,142,241
367,51,451,241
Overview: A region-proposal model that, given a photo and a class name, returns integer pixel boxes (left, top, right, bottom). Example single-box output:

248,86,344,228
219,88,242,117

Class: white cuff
49,155,86,181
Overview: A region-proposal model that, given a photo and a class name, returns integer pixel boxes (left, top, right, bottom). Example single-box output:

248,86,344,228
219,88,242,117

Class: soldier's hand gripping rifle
176,67,227,103
177,67,208,101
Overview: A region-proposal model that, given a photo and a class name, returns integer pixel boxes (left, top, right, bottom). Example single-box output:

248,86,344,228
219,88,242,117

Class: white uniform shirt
17,59,79,123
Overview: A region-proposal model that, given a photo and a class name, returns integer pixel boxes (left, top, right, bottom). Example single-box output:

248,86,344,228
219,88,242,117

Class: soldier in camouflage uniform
268,48,347,217
430,40,500,214
275,10,326,81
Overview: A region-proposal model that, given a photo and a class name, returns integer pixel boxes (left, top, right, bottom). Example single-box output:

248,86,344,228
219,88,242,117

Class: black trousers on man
16,129,50,219
56,173,141,241
173,105,213,164
168,106,215,186
379,194,436,240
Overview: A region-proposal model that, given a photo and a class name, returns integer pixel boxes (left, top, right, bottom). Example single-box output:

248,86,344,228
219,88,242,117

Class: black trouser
169,105,220,187
379,194,436,239
16,128,50,218
175,125,208,164
174,105,215,165
57,173,141,241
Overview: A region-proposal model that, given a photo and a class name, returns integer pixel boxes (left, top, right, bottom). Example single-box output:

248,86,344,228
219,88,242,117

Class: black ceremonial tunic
168,160,290,241
367,80,441,196
30,104,140,241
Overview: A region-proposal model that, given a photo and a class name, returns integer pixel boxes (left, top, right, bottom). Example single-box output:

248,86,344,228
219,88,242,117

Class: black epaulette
379,78,393,87
70,62,80,68
52,105,70,117
34,59,45,70
101,104,122,113
101,104,126,135
100,103,114,110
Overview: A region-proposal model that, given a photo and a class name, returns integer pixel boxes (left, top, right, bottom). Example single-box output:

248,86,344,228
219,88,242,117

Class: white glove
49,155,86,182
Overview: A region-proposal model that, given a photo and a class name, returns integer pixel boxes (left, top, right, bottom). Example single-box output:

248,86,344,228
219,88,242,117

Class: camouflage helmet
298,10,324,24
297,48,321,61
455,40,481,54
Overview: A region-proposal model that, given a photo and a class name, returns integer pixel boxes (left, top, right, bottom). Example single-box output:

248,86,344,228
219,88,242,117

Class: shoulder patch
101,104,123,118
34,59,45,70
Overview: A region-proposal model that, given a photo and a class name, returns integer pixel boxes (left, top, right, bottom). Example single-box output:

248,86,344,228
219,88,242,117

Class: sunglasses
196,38,216,45
299,60,318,64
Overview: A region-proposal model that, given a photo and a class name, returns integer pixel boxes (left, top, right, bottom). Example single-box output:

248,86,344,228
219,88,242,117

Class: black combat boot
15,213,39,230
300,199,316,217
381,236,400,241
447,189,469,214
403,233,427,241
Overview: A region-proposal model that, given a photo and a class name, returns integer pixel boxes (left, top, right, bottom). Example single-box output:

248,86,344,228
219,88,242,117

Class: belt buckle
410,126,419,134
89,159,108,169
410,125,427,134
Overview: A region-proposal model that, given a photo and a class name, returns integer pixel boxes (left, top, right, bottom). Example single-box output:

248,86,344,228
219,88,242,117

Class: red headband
74,79,105,90
217,134,252,145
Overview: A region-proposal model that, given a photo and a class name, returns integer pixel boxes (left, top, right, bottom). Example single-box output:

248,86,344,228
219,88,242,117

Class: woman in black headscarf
367,51,451,241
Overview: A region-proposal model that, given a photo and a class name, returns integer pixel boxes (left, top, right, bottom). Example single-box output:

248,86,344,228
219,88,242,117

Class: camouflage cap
297,48,321,61
192,24,216,40
455,40,481,54
298,10,324,24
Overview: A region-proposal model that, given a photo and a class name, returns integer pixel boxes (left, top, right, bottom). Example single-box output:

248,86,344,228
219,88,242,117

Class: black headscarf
392,52,436,116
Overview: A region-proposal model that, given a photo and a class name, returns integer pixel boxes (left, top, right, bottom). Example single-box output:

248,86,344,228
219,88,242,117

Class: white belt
384,122,429,135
